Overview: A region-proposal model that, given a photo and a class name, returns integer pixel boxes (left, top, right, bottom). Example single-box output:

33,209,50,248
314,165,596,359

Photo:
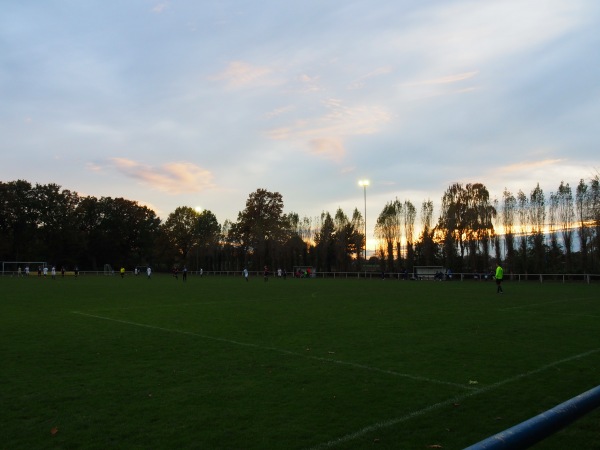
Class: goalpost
413,266,445,280
1,261,47,276
103,264,114,276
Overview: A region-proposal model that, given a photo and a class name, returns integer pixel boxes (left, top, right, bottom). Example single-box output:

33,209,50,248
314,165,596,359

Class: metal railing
464,385,600,450
2,270,599,282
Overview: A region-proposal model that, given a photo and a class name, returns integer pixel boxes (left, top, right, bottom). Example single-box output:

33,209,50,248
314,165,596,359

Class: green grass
1,274,599,449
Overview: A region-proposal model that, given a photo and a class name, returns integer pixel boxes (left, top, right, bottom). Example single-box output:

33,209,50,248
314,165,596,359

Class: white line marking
305,347,600,450
71,311,600,448
71,311,473,390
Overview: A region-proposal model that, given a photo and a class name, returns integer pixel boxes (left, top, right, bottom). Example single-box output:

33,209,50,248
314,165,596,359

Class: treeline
375,179,600,274
1,177,599,273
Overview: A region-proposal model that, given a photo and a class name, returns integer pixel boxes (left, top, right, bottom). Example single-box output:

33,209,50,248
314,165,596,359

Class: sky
2,0,599,250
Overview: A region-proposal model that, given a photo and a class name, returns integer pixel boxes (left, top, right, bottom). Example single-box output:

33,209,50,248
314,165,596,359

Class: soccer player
495,263,504,294
243,267,249,282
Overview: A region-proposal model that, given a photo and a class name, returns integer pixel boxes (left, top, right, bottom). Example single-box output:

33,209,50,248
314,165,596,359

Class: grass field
2,274,599,449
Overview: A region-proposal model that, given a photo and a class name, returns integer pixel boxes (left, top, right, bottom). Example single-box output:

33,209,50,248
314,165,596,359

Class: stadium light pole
195,206,203,273
358,180,369,268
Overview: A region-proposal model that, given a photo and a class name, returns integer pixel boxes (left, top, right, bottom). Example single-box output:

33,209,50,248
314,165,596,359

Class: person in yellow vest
120,267,125,278
495,263,504,294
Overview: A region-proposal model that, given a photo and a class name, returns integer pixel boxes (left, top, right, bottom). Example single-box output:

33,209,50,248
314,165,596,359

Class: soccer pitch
2,275,599,449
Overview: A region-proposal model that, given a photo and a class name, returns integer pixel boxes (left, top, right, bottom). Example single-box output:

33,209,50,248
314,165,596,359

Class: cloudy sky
2,0,599,247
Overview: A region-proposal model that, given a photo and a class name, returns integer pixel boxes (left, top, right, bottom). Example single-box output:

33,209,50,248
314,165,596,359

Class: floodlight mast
358,180,369,269
195,206,203,272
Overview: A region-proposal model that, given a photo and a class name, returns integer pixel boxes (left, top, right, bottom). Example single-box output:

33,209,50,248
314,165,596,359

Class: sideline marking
71,311,473,390
305,347,600,450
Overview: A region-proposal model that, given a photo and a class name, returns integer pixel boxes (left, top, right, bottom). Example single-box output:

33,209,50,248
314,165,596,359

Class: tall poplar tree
516,190,529,272
557,182,574,272
576,179,590,272
529,183,546,273
502,189,517,272
375,201,400,271
403,200,416,269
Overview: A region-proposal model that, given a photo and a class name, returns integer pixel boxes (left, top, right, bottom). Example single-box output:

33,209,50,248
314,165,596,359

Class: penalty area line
70,311,470,390
305,346,600,450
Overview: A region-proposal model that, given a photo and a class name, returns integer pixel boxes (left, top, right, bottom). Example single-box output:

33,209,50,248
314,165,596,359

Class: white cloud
264,105,295,120
209,61,276,89
348,66,393,90
500,159,565,174
152,2,169,13
266,98,390,161
107,158,215,194
2,0,597,229
308,138,345,162
403,71,479,87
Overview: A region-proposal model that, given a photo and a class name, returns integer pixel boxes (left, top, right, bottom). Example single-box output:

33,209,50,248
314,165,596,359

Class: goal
413,266,445,281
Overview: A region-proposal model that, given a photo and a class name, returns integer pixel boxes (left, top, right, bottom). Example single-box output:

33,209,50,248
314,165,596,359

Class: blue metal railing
464,385,600,450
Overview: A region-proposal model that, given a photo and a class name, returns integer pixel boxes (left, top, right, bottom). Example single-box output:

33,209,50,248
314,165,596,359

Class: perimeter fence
3,269,598,283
